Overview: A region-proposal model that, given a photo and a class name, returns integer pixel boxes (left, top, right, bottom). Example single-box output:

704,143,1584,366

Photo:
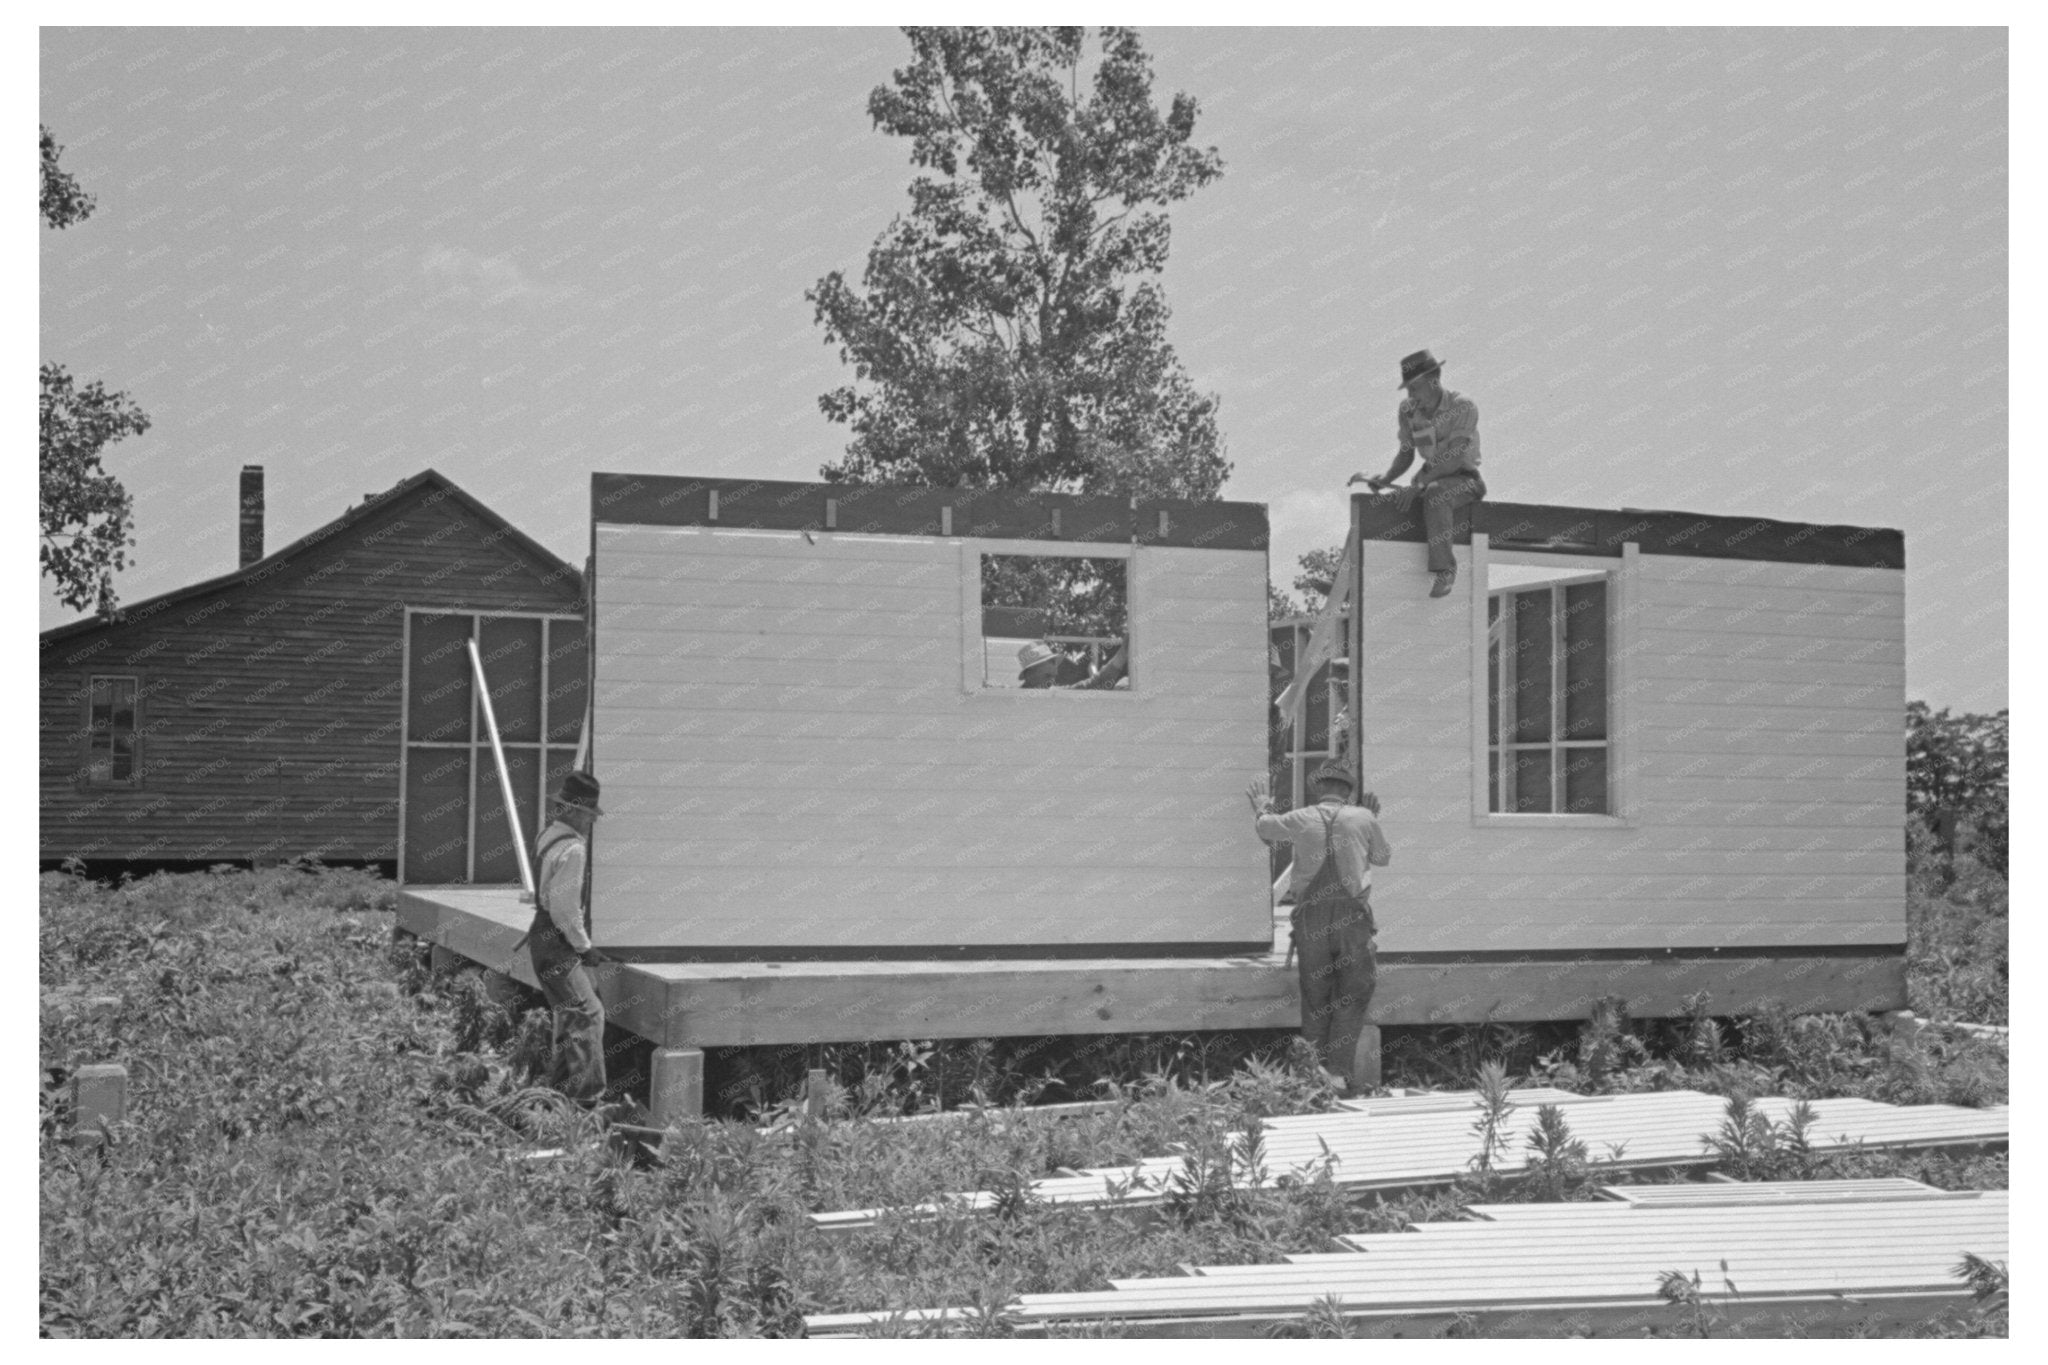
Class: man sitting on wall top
1018,640,1129,690
1348,348,1487,599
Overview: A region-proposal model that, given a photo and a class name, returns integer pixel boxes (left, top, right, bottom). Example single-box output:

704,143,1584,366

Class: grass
41,855,2006,1338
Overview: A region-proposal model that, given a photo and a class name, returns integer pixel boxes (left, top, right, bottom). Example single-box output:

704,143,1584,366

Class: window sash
1488,581,1609,814
84,674,140,784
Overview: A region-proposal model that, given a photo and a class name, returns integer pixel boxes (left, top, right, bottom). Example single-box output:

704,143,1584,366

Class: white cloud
420,246,580,310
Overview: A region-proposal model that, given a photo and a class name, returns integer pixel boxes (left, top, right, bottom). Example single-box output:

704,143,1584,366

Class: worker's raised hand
1359,791,1382,816
1246,776,1271,812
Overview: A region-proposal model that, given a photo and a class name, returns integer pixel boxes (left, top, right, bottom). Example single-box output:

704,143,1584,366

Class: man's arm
1347,402,1418,489
1247,777,1310,843
1365,814,1392,867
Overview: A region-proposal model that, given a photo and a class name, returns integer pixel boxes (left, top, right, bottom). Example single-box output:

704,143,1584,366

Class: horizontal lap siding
591,526,1269,949
40,496,580,864
1353,540,1904,958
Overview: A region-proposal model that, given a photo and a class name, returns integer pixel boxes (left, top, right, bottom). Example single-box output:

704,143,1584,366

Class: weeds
40,851,2007,1338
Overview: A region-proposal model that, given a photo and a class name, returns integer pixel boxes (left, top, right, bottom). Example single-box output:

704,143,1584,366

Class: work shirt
1255,798,1391,899
533,819,592,953
1397,387,1481,480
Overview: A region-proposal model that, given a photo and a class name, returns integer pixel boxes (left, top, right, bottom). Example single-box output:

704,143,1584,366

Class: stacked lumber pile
810,1088,2010,1232
807,1181,2008,1337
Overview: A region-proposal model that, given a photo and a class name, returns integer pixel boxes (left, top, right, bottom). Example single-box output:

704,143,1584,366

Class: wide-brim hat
553,770,604,816
1398,349,1444,389
1308,761,1356,791
1017,641,1063,677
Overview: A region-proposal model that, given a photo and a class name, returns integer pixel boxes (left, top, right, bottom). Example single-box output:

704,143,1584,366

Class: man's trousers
1292,890,1379,1090
527,921,607,1103
1420,472,1486,574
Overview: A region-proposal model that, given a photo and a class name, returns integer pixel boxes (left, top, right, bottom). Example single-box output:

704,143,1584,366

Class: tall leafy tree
1905,702,2008,877
41,124,147,614
809,27,1228,501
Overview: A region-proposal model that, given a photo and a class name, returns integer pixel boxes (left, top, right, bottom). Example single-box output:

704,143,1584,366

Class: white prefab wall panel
1357,538,1905,953
591,525,1271,950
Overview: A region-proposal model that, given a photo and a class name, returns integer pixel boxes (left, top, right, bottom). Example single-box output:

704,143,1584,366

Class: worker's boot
1429,566,1457,598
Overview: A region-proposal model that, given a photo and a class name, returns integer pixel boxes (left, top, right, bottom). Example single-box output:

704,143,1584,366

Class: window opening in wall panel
980,553,1130,690
1488,575,1610,814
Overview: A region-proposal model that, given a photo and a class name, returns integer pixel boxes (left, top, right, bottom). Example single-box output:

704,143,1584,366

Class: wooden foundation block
72,1063,128,1145
429,944,461,974
650,1047,705,1127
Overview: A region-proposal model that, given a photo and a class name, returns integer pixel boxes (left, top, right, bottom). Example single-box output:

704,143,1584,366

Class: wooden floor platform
398,884,1907,1122
806,1181,2009,1337
399,885,1904,1046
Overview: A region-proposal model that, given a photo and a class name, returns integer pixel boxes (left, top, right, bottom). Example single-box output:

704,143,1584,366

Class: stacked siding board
807,1183,2003,1336
588,482,1273,956
39,471,583,867
1351,491,1905,966
809,1090,2008,1231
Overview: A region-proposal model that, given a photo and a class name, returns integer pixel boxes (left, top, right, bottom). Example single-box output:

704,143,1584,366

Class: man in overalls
524,771,608,1104
1248,761,1391,1093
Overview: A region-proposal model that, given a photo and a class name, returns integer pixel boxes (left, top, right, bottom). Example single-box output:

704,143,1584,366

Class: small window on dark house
1487,576,1609,813
981,554,1129,691
83,674,140,786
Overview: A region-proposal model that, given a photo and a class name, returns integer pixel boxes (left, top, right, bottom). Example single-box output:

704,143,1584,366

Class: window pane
1510,748,1552,813
1511,589,1553,744
1562,581,1608,741
407,614,473,744
403,747,472,883
1564,747,1608,814
478,616,543,744
545,617,588,746
1488,748,1501,814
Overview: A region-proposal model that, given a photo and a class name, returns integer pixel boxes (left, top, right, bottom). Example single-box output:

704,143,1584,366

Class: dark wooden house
40,467,587,876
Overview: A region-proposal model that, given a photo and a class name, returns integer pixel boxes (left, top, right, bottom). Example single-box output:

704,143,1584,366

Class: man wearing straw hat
1348,348,1486,599
526,771,609,1104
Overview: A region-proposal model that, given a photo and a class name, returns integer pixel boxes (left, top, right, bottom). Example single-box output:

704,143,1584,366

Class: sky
38,26,2008,709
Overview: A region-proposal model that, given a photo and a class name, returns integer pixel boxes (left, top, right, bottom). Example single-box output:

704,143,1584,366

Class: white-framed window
1488,574,1609,812
82,673,141,786
1471,537,1634,825
968,541,1135,695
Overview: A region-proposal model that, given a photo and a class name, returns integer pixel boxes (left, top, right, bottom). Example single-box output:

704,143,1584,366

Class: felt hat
1398,349,1445,389
553,770,604,816
1308,760,1356,792
1017,641,1063,676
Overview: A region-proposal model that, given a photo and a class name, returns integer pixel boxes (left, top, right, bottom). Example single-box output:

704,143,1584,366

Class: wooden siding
1353,535,1905,956
590,524,1271,952
40,488,581,865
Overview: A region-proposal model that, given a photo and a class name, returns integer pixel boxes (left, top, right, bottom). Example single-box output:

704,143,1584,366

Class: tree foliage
808,27,1228,500
1270,543,1347,618
40,124,95,229
41,364,148,613
41,125,146,615
1905,702,2008,876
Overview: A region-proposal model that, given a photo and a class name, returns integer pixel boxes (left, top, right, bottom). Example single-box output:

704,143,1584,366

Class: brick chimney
238,465,264,568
